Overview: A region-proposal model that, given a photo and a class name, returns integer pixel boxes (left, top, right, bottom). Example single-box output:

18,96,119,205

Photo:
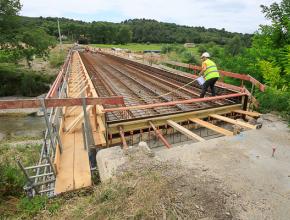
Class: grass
91,43,165,52
0,139,42,218
49,48,67,68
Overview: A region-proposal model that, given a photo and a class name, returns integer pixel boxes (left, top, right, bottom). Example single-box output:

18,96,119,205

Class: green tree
116,26,132,44
225,35,243,56
261,0,290,47
21,29,56,67
0,0,22,62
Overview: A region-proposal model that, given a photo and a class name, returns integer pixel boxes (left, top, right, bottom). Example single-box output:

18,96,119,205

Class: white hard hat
201,52,210,58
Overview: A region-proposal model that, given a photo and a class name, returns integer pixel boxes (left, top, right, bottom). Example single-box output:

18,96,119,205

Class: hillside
19,17,252,45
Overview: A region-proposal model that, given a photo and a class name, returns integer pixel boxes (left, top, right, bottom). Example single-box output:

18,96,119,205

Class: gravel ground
155,113,290,220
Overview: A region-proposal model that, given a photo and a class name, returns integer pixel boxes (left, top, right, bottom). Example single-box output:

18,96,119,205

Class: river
0,115,46,141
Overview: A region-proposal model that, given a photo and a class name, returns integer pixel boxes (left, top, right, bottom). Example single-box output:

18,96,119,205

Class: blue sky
20,0,280,33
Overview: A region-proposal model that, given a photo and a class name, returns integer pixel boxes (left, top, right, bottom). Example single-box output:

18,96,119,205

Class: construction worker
199,52,220,98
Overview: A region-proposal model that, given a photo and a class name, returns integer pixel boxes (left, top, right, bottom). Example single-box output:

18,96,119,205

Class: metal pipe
82,123,87,150
119,126,128,149
40,99,56,155
149,121,171,149
25,164,50,170
30,172,54,179
17,160,39,194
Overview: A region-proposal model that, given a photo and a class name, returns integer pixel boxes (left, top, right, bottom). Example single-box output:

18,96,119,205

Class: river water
0,116,46,140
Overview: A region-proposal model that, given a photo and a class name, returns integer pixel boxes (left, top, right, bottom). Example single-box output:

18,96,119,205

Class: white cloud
20,0,280,33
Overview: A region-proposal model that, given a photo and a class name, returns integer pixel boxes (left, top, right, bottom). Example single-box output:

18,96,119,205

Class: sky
20,0,280,33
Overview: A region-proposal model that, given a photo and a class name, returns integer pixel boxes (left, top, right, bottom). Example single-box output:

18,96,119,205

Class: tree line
19,16,252,46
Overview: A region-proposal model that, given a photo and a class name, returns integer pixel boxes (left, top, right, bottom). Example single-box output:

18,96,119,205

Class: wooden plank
55,111,91,194
233,110,261,118
167,120,205,142
189,118,233,136
210,114,257,129
65,106,92,134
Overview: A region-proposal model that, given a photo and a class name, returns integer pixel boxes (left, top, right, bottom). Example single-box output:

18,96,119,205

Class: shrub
19,196,48,216
49,50,66,68
0,63,52,96
180,51,197,64
0,163,26,198
258,87,290,122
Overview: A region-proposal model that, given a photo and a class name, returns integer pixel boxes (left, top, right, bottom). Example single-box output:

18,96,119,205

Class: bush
0,144,42,199
180,51,197,64
0,63,52,96
19,196,48,216
258,88,290,122
49,50,66,68
198,44,207,54
161,44,185,54
0,163,26,198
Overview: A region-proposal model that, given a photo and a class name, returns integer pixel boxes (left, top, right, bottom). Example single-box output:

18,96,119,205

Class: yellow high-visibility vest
203,59,220,81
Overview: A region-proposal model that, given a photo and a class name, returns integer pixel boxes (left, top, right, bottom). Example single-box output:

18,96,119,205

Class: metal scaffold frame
16,50,73,197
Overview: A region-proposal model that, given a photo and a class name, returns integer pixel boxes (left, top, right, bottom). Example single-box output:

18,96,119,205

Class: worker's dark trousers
200,77,219,98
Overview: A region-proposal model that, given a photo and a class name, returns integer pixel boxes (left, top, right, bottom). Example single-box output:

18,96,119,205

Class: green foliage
261,0,290,47
1,1,56,65
21,29,56,67
258,60,283,89
19,196,48,216
161,44,185,54
0,49,22,63
198,44,207,54
0,143,40,199
0,0,21,16
0,162,25,198
92,43,163,52
0,0,21,43
49,49,66,68
18,17,251,45
116,25,132,44
180,50,197,63
225,35,243,56
257,87,290,121
0,63,53,96
161,44,198,64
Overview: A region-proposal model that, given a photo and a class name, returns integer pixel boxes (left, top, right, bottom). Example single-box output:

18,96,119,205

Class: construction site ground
31,113,290,220
155,113,290,219
96,113,290,220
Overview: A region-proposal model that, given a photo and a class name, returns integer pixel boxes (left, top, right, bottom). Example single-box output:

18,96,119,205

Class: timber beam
189,118,233,136
210,114,257,129
167,120,205,141
108,104,242,134
233,110,262,118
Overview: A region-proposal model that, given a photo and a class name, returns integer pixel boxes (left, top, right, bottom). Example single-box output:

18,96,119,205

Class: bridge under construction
0,47,264,196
